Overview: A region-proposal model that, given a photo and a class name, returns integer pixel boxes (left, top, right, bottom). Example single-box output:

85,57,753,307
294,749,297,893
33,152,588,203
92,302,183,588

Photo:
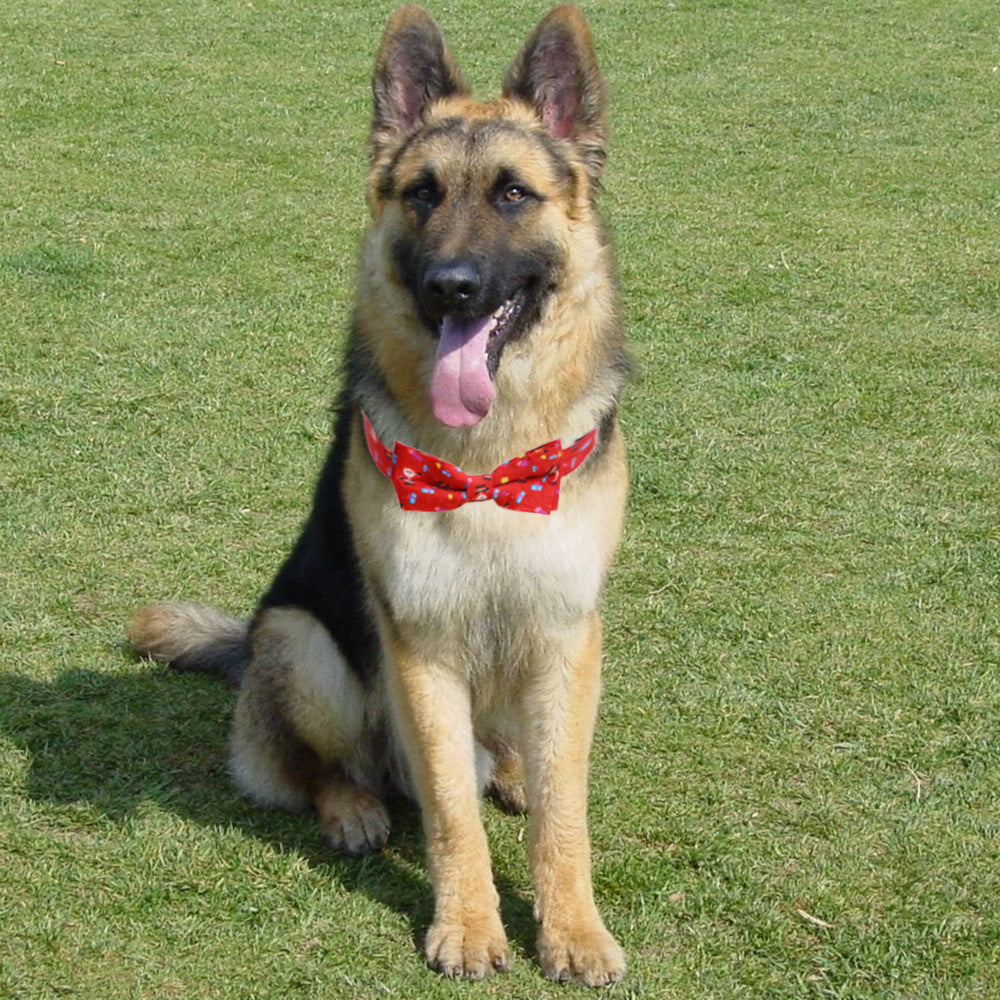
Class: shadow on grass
0,659,537,961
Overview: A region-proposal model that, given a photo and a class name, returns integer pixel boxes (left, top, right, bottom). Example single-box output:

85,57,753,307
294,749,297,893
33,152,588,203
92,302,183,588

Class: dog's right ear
371,6,467,159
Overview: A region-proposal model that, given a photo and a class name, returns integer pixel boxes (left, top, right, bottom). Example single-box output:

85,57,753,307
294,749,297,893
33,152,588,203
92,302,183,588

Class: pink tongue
430,314,496,427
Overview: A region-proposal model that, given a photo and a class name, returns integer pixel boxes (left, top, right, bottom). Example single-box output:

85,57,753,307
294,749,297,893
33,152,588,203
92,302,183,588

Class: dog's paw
425,911,511,980
316,784,390,855
482,737,528,814
538,919,625,987
488,768,528,815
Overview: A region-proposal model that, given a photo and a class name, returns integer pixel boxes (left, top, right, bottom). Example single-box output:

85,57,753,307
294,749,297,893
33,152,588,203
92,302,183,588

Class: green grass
2,1,999,997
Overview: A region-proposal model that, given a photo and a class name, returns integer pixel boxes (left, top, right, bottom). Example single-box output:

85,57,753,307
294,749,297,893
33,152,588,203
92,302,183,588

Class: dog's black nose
423,261,482,313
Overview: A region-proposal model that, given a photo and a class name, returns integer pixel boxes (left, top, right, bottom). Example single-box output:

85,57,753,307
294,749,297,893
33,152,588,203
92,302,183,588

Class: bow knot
362,412,597,515
465,474,493,502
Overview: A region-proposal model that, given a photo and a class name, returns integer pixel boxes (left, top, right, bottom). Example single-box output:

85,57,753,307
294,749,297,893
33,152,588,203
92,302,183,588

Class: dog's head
364,5,609,429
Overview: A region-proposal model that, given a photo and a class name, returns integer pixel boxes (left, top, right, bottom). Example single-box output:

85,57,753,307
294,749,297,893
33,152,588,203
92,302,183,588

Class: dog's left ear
502,4,607,182
371,5,467,160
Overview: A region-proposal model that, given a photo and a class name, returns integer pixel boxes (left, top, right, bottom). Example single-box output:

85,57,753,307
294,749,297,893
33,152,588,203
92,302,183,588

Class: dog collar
361,411,597,515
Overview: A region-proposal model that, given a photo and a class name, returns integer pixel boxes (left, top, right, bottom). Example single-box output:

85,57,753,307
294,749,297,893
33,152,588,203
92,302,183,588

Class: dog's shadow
0,659,536,958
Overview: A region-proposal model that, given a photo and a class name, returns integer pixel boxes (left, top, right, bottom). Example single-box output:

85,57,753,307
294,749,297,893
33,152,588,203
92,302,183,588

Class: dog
129,4,629,986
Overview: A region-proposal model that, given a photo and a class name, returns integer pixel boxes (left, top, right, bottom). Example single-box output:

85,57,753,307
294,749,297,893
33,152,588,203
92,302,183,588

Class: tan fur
314,767,391,855
127,602,244,667
363,97,615,456
130,5,628,986
343,6,629,973
382,627,511,977
483,735,527,814
230,608,367,811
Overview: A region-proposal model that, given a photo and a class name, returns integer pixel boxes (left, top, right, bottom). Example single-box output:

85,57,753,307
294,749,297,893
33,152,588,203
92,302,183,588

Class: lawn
2,1,998,997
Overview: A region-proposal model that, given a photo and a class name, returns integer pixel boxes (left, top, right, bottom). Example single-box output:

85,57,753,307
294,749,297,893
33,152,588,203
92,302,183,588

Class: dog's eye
404,178,441,209
493,179,536,211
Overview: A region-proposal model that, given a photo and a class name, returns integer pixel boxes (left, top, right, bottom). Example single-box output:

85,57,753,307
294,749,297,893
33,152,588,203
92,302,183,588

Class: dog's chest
378,498,606,662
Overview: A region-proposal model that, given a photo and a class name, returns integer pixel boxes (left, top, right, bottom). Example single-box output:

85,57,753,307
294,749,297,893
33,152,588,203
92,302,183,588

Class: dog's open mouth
430,290,527,428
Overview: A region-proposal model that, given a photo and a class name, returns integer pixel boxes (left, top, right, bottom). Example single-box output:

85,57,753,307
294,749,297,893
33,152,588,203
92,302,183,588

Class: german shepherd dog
130,4,628,986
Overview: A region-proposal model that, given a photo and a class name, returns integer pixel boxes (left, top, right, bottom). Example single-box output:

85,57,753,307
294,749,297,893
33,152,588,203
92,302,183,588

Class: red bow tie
362,411,598,515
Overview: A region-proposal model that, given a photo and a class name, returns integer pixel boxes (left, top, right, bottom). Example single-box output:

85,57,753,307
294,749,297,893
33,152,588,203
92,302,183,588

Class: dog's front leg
522,613,626,986
384,634,510,979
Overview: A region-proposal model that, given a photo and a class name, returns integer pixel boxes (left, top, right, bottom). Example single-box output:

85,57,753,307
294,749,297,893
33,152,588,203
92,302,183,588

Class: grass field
2,1,999,997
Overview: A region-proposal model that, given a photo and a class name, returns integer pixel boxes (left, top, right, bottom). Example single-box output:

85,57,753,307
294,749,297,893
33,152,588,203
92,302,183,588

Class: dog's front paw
425,911,511,980
538,918,625,987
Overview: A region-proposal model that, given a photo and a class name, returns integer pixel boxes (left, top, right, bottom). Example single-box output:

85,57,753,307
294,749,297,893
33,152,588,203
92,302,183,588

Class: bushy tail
128,602,250,686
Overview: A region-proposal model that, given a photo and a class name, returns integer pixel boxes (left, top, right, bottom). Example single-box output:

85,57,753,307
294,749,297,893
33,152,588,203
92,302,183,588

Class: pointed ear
371,6,467,158
502,4,607,181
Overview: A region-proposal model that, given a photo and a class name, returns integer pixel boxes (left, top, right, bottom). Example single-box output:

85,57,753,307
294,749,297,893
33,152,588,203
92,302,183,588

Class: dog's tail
128,602,250,686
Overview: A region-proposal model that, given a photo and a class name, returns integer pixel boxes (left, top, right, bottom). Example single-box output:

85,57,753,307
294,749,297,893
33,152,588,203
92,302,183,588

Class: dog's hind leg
313,763,391,855
482,735,528,815
232,606,390,854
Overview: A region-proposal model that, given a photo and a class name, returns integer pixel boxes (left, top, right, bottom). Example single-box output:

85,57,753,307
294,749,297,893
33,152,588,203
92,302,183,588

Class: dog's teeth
493,306,504,319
